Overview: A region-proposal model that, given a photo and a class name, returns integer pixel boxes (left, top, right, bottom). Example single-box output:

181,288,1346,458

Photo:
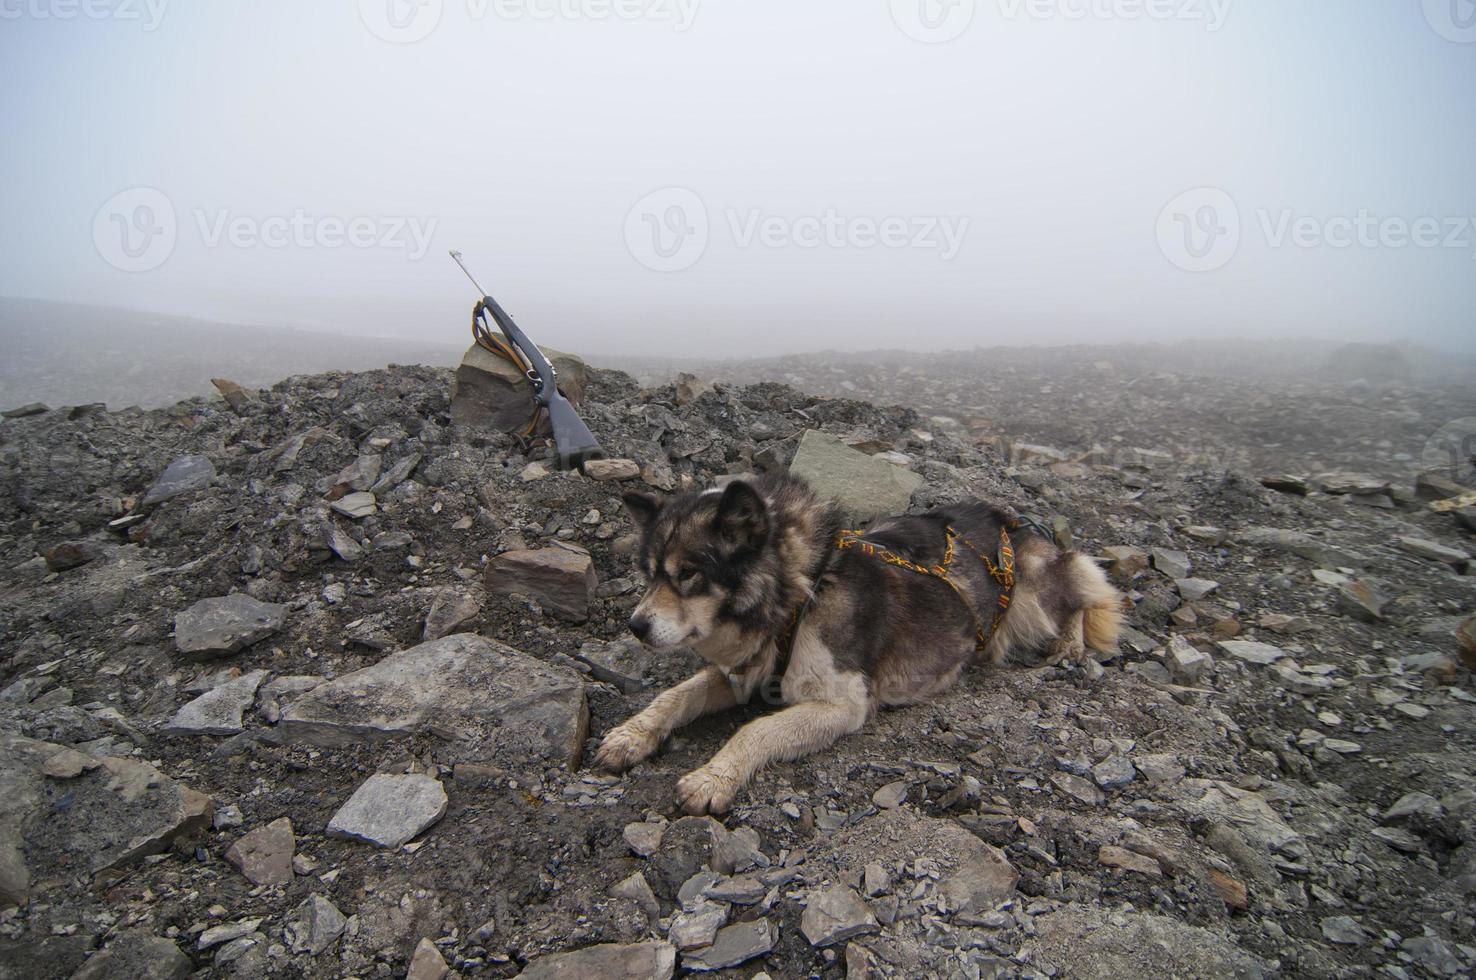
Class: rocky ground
1,347,1474,979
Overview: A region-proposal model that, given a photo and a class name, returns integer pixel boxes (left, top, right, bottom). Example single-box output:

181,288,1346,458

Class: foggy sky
1,0,1474,358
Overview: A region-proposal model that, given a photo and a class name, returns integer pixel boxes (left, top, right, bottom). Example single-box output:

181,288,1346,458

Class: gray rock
1151,549,1191,580
141,454,215,507
1383,792,1442,822
1401,934,1462,977
323,522,364,562
1175,578,1219,601
871,780,909,809
279,633,588,768
70,930,191,980
1166,636,1211,684
329,454,382,492
197,919,263,951
799,885,878,947
369,453,421,495
623,818,667,857
1236,527,1364,568
163,669,267,736
485,547,599,622
1398,536,1469,565
330,491,377,519
681,918,776,972
0,735,212,905
677,871,724,911
1216,640,1287,666
224,816,294,885
327,773,447,848
711,825,763,874
706,874,767,904
1370,826,1422,853
1,402,48,418
407,938,449,980
1319,915,1369,945
422,590,480,641
283,895,348,955
174,594,287,660
610,871,660,919
1091,754,1137,790
787,429,923,520
1051,771,1106,805
668,900,728,950
515,941,676,980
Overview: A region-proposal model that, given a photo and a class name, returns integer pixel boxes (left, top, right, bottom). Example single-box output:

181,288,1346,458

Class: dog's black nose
628,614,651,641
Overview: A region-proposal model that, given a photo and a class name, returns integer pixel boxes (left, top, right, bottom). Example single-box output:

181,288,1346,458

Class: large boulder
0,736,211,906
449,338,590,433
787,429,923,520
279,633,588,768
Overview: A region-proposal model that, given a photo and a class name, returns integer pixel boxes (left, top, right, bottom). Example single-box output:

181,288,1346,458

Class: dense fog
2,1,1474,366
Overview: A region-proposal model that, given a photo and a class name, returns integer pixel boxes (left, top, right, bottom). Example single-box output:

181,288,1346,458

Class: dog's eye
676,568,705,594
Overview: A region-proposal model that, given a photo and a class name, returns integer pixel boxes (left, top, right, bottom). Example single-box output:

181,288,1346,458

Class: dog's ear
622,491,662,531
715,480,771,550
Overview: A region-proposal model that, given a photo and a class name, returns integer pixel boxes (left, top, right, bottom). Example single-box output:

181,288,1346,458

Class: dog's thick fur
595,472,1122,814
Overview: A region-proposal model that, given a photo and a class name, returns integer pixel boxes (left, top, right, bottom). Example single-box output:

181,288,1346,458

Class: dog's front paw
594,723,659,773
1045,637,1087,666
676,765,740,815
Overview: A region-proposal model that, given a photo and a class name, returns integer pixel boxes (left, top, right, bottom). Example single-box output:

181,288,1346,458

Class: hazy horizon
3,2,1475,358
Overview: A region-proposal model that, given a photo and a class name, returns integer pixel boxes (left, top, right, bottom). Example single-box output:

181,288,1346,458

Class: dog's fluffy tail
1071,553,1124,652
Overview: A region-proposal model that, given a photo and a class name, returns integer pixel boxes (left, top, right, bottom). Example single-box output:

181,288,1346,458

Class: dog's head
620,480,772,651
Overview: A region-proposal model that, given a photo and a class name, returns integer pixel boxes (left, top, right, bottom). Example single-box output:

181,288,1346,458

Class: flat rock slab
516,940,676,979
1216,640,1288,666
142,454,215,507
800,885,878,946
163,669,267,735
681,918,777,972
485,547,598,622
788,429,923,520
327,773,447,848
1235,527,1363,569
0,735,211,905
826,809,1018,917
279,633,588,768
583,458,641,482
70,929,192,980
1028,904,1265,979
225,817,295,885
174,594,288,659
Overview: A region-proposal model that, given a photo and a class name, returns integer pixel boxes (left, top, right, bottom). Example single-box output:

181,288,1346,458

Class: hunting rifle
449,250,603,471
